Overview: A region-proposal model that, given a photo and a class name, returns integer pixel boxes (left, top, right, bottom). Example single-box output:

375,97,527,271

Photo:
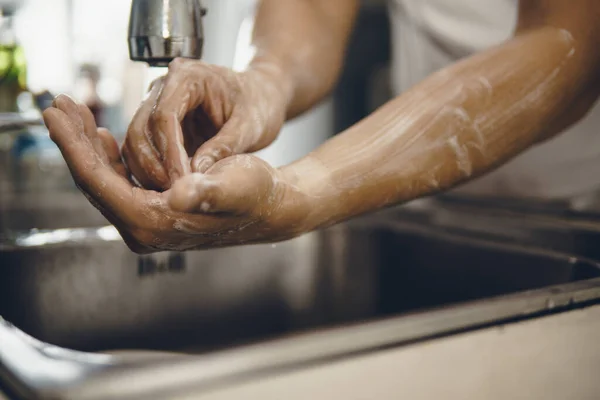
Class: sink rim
0,226,122,250
8,276,599,400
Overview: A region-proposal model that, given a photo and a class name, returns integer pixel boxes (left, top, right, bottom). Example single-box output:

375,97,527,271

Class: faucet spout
127,0,206,67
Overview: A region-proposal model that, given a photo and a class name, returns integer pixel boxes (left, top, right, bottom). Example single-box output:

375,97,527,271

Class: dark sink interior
2,218,599,355
376,226,600,315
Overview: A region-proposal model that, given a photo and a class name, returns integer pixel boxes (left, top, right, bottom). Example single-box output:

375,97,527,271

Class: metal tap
128,0,207,67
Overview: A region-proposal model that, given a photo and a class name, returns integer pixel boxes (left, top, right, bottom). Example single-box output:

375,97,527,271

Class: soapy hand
43,95,307,253
124,58,291,191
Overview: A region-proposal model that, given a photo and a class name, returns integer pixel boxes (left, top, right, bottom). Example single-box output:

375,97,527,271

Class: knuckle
47,128,58,142
169,58,201,74
169,58,208,77
168,57,187,70
151,108,173,126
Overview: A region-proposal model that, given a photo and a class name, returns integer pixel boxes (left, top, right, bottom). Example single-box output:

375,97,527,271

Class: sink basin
428,195,600,261
2,213,600,353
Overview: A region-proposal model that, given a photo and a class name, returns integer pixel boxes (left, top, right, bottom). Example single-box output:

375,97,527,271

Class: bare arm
281,0,600,231
248,0,360,119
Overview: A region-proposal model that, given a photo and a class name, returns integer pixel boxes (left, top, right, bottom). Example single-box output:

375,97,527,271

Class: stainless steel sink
3,214,600,399
428,194,600,260
2,211,600,354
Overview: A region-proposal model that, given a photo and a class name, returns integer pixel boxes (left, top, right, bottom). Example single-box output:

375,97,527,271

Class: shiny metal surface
128,0,206,66
0,317,114,399
2,243,600,399
2,210,600,353
0,228,331,352
428,194,600,260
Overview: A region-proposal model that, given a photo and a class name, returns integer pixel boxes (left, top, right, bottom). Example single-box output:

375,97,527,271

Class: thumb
169,155,276,215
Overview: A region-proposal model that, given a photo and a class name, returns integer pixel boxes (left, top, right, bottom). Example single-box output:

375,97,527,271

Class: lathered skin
43,0,600,253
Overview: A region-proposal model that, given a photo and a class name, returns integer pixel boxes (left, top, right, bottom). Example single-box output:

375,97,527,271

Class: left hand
43,95,308,253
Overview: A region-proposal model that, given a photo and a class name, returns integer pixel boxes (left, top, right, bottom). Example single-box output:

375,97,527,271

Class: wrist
278,156,336,234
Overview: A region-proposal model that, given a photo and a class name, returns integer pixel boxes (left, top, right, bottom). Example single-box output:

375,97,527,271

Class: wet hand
123,58,291,191
43,95,307,254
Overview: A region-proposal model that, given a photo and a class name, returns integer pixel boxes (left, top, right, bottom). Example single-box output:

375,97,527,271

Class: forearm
246,0,358,119
282,26,600,231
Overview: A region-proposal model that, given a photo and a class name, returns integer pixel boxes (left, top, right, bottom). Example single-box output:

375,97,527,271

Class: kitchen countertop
187,304,600,400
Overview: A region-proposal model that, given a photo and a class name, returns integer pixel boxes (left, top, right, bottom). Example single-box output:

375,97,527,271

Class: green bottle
0,7,27,112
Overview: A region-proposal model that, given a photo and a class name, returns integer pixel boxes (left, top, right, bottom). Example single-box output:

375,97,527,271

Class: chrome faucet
128,0,207,67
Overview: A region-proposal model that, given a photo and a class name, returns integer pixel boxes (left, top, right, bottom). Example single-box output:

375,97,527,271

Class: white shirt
388,0,600,200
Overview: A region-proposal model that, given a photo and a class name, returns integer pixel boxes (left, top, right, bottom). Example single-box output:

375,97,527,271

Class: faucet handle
128,0,206,67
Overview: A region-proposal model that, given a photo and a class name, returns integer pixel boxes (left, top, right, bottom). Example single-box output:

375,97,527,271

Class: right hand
123,58,292,191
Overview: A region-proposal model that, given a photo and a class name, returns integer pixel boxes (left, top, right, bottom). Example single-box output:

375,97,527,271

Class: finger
124,81,170,190
190,112,258,173
78,103,110,164
190,119,239,173
155,59,203,119
52,94,83,132
146,76,164,92
43,107,141,226
149,109,191,182
169,155,275,215
149,60,204,181
77,102,97,136
53,95,110,163
97,128,120,163
121,144,158,189
98,127,128,178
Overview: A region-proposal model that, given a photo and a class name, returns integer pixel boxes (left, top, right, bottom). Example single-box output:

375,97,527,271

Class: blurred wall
15,0,73,94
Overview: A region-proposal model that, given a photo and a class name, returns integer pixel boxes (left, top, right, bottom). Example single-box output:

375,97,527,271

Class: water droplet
546,299,556,310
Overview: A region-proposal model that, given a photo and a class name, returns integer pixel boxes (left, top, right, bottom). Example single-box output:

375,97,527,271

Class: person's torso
388,0,600,201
